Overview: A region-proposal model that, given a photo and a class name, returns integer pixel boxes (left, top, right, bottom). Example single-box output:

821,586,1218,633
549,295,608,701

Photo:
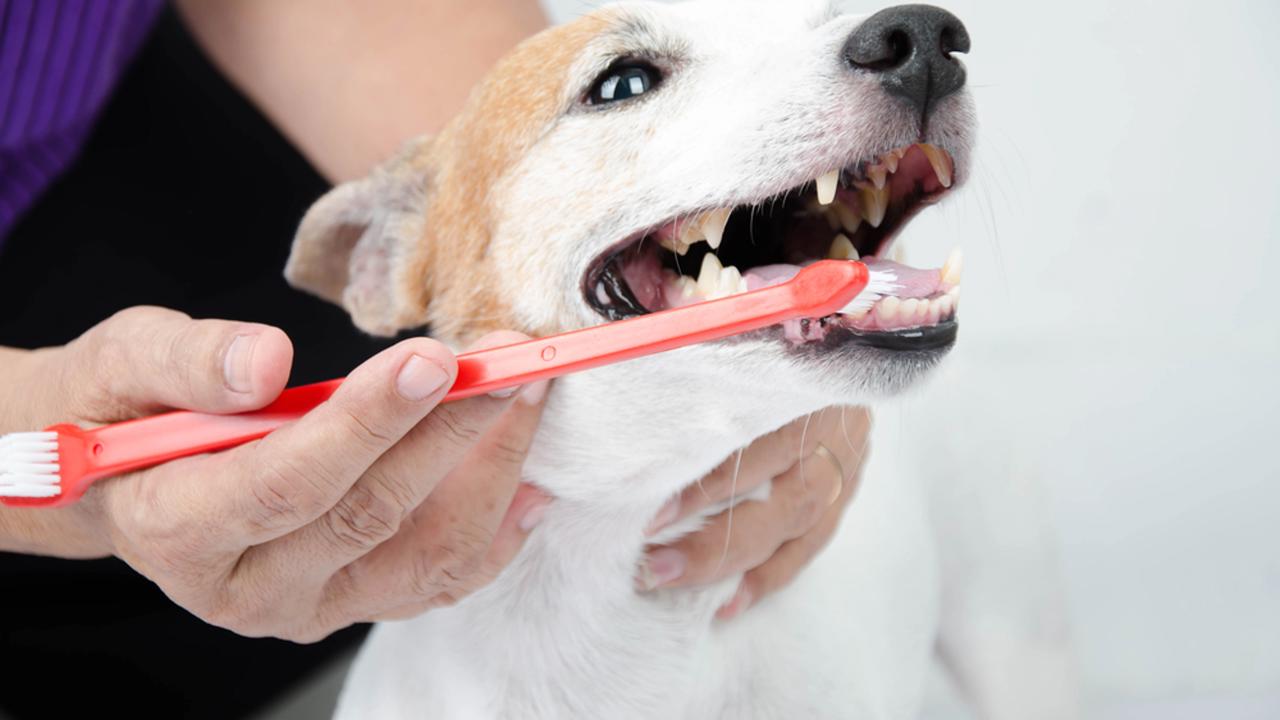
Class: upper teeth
701,208,732,250
940,247,963,287
656,144,955,266
918,144,953,188
816,169,839,205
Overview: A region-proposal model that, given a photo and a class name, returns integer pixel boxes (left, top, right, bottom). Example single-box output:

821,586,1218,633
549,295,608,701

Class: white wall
543,0,1280,716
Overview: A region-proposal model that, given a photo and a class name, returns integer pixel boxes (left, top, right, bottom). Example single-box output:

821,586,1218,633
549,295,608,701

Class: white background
541,0,1280,717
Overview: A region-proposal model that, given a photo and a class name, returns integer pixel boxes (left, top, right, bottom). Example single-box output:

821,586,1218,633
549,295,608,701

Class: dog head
287,0,975,496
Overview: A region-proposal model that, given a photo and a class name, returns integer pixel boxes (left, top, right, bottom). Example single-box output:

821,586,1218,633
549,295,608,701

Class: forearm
176,0,549,182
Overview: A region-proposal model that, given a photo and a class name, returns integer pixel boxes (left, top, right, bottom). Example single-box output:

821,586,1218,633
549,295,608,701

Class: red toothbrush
0,260,894,507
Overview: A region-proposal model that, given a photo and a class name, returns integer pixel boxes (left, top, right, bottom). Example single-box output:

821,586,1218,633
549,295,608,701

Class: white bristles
0,432,63,498
839,270,899,315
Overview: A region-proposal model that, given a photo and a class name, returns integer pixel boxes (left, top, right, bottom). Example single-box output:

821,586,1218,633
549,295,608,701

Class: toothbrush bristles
839,270,900,315
0,432,63,498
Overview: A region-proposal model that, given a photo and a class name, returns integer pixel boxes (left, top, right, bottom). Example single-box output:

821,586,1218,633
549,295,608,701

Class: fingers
317,394,551,624
61,306,293,422
640,448,845,591
717,457,859,620
646,409,847,536
193,336,460,548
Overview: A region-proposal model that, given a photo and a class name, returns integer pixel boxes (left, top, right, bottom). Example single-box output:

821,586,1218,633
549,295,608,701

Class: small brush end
0,432,63,498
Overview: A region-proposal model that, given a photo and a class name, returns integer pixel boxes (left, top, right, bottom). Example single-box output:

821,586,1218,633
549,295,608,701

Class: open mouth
583,143,963,350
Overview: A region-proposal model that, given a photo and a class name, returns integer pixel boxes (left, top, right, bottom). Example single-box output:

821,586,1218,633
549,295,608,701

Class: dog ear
285,135,435,336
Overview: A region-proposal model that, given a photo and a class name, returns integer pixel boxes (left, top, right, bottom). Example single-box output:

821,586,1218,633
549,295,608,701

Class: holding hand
0,307,551,642
640,407,871,620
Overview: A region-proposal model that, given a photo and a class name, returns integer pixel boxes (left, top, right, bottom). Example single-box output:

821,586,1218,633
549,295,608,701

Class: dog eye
588,63,659,105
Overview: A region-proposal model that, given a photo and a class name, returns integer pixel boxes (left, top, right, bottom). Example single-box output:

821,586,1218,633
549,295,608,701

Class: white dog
285,1,1076,717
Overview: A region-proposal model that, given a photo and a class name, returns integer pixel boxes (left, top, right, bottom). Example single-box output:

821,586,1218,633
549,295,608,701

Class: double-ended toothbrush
0,260,895,508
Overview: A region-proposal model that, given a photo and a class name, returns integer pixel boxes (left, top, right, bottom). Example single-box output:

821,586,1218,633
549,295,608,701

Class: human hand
1,307,551,641
639,407,871,619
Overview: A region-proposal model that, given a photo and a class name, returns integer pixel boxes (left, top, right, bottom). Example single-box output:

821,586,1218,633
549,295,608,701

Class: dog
285,1,1076,716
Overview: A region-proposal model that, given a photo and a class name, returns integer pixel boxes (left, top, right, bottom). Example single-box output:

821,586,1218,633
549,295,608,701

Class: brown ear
285,136,434,336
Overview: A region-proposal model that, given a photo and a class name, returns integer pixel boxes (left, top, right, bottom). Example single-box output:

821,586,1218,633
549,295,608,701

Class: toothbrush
0,260,895,508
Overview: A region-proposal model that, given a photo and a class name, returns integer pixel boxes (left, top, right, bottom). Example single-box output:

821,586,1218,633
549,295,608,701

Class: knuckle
247,456,331,534
334,401,399,454
409,522,492,599
323,484,404,553
422,405,483,450
485,436,533,469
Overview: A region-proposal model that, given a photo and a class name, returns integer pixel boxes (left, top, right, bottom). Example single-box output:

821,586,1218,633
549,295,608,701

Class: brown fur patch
394,14,612,346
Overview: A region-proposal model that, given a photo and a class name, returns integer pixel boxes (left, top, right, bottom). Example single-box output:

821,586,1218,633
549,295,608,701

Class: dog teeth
876,296,901,322
827,234,859,260
681,253,748,300
816,169,840,205
701,208,732,250
696,253,724,297
919,144,954,188
940,247,963,288
882,152,900,174
715,265,748,299
860,186,889,228
867,165,888,190
859,286,961,328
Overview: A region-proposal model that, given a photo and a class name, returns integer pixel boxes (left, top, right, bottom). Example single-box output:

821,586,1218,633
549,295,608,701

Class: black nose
844,4,971,119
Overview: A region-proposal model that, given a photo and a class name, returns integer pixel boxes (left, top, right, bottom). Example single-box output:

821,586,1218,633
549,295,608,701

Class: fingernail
645,497,681,536
488,386,521,399
396,354,451,401
716,584,753,621
518,379,549,406
519,498,551,532
223,334,258,394
639,548,686,590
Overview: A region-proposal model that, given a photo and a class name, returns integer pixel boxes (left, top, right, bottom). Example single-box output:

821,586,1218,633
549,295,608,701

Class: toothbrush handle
66,260,868,490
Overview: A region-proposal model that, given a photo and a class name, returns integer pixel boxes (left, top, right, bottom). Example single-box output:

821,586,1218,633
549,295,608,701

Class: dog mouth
583,143,963,349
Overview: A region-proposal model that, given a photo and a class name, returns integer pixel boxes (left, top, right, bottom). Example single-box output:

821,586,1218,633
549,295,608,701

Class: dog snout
844,4,970,120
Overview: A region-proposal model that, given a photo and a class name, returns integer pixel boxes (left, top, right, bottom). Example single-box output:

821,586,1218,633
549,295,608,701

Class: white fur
322,1,1074,717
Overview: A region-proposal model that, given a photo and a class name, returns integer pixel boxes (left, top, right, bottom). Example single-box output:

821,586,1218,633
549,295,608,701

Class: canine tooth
860,186,889,227
595,282,610,305
940,247,963,288
697,253,723,297
701,208,732,250
868,165,888,190
919,144,954,188
828,234,859,260
834,202,862,234
816,169,840,205
883,152,900,173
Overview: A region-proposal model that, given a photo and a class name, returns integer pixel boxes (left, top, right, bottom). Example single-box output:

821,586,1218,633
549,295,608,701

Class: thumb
58,306,294,422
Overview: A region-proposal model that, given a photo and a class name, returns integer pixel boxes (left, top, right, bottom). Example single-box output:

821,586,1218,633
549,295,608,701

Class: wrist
0,501,113,559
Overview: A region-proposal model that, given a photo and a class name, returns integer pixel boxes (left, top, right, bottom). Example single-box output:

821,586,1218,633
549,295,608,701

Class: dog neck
429,350,834,709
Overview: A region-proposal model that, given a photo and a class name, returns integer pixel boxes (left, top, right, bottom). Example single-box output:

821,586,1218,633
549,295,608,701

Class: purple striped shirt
0,0,163,245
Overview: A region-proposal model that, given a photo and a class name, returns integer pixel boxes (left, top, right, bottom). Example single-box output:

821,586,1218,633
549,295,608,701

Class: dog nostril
844,4,971,121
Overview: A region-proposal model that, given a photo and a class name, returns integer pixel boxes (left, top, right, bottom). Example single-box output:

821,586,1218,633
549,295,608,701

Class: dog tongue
743,259,941,299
